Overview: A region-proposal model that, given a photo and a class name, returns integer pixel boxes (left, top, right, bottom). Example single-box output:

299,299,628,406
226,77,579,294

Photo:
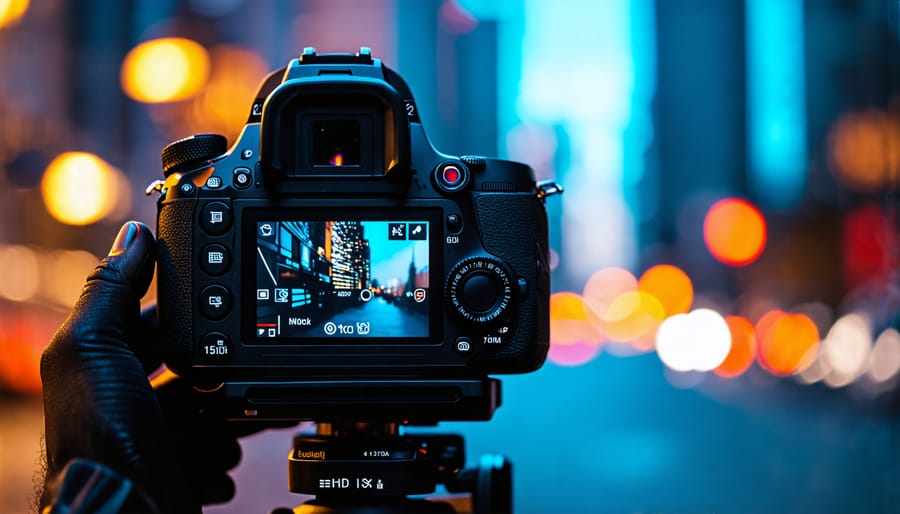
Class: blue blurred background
0,1,899,513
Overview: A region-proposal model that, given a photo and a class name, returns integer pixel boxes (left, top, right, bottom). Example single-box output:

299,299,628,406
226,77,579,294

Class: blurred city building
0,0,898,513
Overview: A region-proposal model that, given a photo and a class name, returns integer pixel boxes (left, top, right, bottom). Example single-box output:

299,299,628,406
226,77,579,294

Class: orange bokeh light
828,110,900,192
582,267,638,319
714,315,757,378
596,291,665,351
549,292,602,346
756,311,820,375
703,198,767,266
638,264,694,317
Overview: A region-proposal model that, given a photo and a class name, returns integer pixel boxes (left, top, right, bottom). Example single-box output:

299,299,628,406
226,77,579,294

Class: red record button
435,162,469,193
443,166,461,185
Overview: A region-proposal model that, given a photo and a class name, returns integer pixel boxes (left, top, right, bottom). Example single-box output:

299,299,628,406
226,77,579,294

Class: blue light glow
746,0,808,209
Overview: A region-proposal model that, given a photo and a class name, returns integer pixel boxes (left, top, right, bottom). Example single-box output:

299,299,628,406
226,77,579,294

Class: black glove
39,221,252,513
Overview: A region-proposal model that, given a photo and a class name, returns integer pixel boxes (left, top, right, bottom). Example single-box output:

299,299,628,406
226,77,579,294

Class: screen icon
209,211,224,224
257,289,270,300
388,223,406,240
414,288,426,303
274,288,289,303
208,296,223,308
259,223,274,237
408,223,427,240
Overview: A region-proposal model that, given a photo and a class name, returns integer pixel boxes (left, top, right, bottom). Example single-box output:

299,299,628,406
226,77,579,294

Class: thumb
53,221,156,361
41,221,163,487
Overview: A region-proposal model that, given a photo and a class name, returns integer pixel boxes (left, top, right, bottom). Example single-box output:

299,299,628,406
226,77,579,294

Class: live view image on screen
255,219,430,340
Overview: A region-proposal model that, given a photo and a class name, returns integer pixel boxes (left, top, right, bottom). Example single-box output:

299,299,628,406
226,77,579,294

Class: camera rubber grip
157,198,197,374
474,194,550,371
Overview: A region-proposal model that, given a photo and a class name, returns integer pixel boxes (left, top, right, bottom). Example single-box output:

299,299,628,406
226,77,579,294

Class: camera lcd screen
252,216,433,341
312,120,361,167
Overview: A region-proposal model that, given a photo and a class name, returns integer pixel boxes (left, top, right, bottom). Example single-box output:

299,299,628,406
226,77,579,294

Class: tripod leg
471,454,512,514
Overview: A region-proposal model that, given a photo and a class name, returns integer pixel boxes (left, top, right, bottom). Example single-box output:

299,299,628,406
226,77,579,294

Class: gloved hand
40,221,261,513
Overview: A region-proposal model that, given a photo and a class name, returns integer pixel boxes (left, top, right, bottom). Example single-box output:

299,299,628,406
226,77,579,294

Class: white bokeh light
868,328,900,383
656,309,731,372
822,313,872,387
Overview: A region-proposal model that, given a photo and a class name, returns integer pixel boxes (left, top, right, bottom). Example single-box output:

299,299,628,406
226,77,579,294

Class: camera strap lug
145,179,165,196
536,180,564,199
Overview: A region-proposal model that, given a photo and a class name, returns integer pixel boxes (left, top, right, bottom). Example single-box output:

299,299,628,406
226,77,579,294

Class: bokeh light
548,292,602,366
703,198,767,266
583,267,668,350
821,313,872,388
0,0,28,29
756,311,819,375
638,264,693,317
868,328,900,383
0,245,38,301
828,110,900,192
842,205,898,287
583,267,638,318
43,250,99,308
548,341,601,367
121,37,210,103
41,152,130,225
657,309,731,372
714,316,758,378
149,45,268,142
599,291,666,350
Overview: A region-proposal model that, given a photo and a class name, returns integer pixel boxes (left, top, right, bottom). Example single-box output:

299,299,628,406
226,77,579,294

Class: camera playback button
200,285,232,320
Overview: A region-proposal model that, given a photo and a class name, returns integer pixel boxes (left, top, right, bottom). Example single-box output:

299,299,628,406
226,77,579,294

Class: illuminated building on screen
330,221,371,290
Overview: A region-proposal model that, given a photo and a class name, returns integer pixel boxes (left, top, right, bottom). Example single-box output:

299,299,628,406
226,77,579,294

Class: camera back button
200,285,232,320
200,201,232,235
200,332,232,363
200,244,231,276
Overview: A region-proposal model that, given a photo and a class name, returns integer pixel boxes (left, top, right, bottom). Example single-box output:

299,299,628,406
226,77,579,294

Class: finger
40,221,164,484
131,303,163,373
44,221,156,365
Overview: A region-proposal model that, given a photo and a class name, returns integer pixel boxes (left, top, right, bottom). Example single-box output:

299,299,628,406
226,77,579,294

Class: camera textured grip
474,194,550,370
157,199,197,373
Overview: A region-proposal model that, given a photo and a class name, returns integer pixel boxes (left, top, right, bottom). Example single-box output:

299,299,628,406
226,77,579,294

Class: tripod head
278,379,513,514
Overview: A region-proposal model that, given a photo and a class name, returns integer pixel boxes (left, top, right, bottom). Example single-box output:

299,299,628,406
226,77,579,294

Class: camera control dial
447,257,515,325
161,133,228,176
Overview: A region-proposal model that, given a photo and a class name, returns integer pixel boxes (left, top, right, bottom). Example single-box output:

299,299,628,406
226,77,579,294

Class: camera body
153,49,558,420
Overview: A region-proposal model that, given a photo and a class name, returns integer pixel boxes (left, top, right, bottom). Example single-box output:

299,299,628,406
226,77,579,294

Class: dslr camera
152,48,561,423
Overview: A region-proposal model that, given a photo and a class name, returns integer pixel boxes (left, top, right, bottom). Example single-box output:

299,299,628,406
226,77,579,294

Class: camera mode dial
447,257,515,325
161,133,227,177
